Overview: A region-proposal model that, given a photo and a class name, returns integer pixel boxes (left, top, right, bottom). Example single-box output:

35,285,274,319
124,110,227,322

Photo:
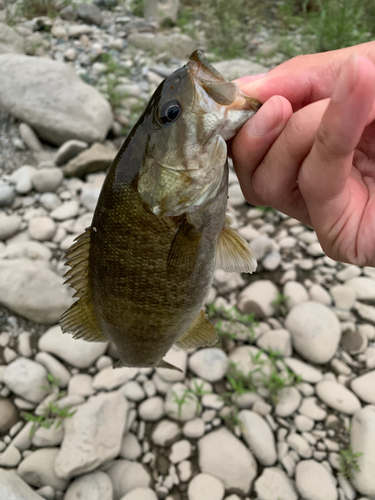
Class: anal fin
60,228,107,343
176,310,217,349
216,215,257,273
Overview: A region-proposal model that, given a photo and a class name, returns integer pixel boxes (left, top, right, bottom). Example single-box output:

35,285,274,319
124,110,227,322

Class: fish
60,50,260,370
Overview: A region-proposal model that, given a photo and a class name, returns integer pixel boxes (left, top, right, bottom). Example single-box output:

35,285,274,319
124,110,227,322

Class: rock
316,380,361,414
351,406,375,497
50,200,80,221
128,32,195,59
237,280,279,318
0,469,45,500
77,3,103,25
295,415,314,432
0,259,72,323
120,381,145,402
285,302,341,364
55,392,128,479
18,448,68,490
105,460,151,499
284,358,323,383
31,424,64,448
299,397,327,421
28,217,56,241
0,398,18,433
19,123,42,152
93,366,138,390
63,143,115,178
214,59,268,81
32,168,63,193
295,460,338,500
309,283,332,305
165,383,199,421
0,213,21,240
0,185,16,207
68,374,94,397
183,418,205,439
80,188,101,211
287,433,312,458
351,371,375,403
157,346,187,382
247,235,276,261
138,396,164,421
347,277,375,300
330,285,356,310
254,467,298,500
121,488,158,500
188,348,228,382
238,410,277,466
170,439,192,464
152,419,181,446
3,357,49,403
0,54,113,146
0,241,51,261
256,329,292,356
0,445,22,467
39,325,107,369
275,387,302,417
198,428,257,494
40,192,61,211
341,328,368,355
229,345,271,381
64,471,113,500
283,281,309,309
354,302,375,324
0,23,24,54
120,432,142,460
188,473,225,500
262,250,282,270
55,139,88,165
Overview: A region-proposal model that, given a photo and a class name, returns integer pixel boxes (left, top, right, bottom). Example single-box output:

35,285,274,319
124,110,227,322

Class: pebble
284,358,323,383
0,468,45,499
295,414,314,432
34,352,71,388
309,283,332,305
330,285,356,310
64,471,113,500
262,251,281,270
254,467,298,500
237,280,279,318
198,428,257,494
188,473,225,500
287,433,312,458
183,418,205,439
3,357,49,403
347,277,375,300
165,383,199,421
295,460,338,500
351,406,375,497
341,328,368,355
178,460,192,482
238,410,277,466
80,188,101,212
18,447,68,490
157,346,187,382
0,444,22,467
283,281,309,309
170,439,192,464
0,213,22,240
0,398,18,433
354,302,375,324
275,387,302,417
40,192,61,211
288,301,342,363
68,374,94,397
299,397,327,421
316,380,361,414
0,185,16,207
256,328,292,356
138,396,164,421
106,460,151,499
351,370,375,403
31,168,64,193
337,265,361,281
120,433,142,460
31,424,64,448
28,216,56,241
50,200,80,221
121,488,158,500
152,419,181,446
93,366,139,390
120,381,145,402
188,348,228,382
55,139,89,165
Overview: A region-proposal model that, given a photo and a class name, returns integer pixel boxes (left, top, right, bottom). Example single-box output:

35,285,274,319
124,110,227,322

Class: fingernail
247,96,281,136
331,54,358,103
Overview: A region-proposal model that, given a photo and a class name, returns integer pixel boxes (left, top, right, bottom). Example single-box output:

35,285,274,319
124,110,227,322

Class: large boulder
0,54,113,146
0,23,24,54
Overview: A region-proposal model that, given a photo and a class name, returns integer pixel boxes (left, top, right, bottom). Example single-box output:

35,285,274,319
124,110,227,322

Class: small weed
339,445,363,480
207,304,258,342
23,402,75,437
172,390,194,419
186,380,212,414
271,293,290,317
263,350,301,403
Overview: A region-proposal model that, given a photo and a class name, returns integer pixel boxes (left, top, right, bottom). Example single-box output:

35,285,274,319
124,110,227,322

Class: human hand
232,47,375,266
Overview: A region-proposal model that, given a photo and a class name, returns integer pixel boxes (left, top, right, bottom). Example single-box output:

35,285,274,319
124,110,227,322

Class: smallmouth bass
61,51,260,370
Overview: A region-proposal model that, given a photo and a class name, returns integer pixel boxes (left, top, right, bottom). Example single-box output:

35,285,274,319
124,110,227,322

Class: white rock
64,471,113,500
0,241,51,261
285,302,341,364
256,329,292,356
157,346,187,382
50,200,80,221
80,188,101,212
3,357,49,403
283,281,309,309
39,325,107,369
287,433,312,458
275,387,302,417
0,444,22,467
31,424,63,448
295,460,337,500
120,381,145,402
55,392,128,479
170,440,192,464
309,284,332,306
351,371,375,403
299,397,327,421
316,380,361,414
250,235,277,261
188,348,228,382
0,469,45,500
165,383,199,421
198,428,257,494
337,265,361,281
237,280,279,318
351,406,375,497
347,277,375,300
55,139,89,166
138,396,164,421
183,418,205,439
0,259,72,323
40,192,61,211
285,358,323,383
120,433,142,460
31,168,63,193
262,251,281,270
254,467,298,500
330,285,356,310
106,460,151,499
295,415,314,432
28,217,56,241
0,213,21,240
18,448,68,490
354,302,375,324
238,410,277,466
152,419,181,446
188,473,225,500
68,374,94,397
93,366,138,390
178,460,192,482
229,346,271,381
34,352,71,388
121,488,158,500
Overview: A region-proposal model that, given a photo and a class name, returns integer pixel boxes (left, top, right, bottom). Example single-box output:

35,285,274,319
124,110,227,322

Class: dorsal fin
216,215,257,273
60,228,107,342
176,310,217,349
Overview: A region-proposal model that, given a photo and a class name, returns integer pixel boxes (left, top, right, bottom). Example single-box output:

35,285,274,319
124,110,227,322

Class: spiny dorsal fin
60,228,107,343
176,310,217,349
216,215,257,273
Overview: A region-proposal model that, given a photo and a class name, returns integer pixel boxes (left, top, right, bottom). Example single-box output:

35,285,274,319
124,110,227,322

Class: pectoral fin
216,215,257,273
176,310,217,349
167,215,201,275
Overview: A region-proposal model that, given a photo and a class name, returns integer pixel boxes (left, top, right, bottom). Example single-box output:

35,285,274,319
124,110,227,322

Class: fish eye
158,100,182,125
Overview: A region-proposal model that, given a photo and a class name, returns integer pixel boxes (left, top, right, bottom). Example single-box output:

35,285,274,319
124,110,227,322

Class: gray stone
198,428,257,494
330,285,356,310
50,200,80,221
247,235,277,261
121,488,158,500
138,396,164,421
0,23,24,54
347,277,375,300
77,3,103,25
55,139,88,166
152,419,181,446
165,383,199,421
55,392,128,479
275,387,302,417
337,265,361,281
80,188,101,211
0,213,21,240
120,432,142,460
285,302,341,364
0,445,22,467
120,381,145,402
299,397,327,421
0,398,18,433
34,352,71,388
157,346,187,382
262,251,282,270
238,410,277,466
128,32,195,59
214,58,268,81
295,415,314,432
188,473,225,500
285,358,323,383
0,469,45,500
40,192,61,211
3,358,49,403
32,168,63,193
28,217,56,241
316,380,361,414
0,259,72,323
31,423,63,448
309,284,332,305
237,280,279,318
0,54,113,146
295,460,338,500
283,281,309,309
351,406,375,497
63,143,115,178
287,433,312,458
93,366,138,390
183,418,205,439
254,467,298,500
0,241,51,261
188,348,228,382
19,123,42,152
0,185,16,207
68,374,94,397
106,460,151,499
351,371,375,404
170,439,192,464
256,329,292,356
341,328,368,355
39,325,107,369
18,448,68,490
354,302,375,324
64,471,113,500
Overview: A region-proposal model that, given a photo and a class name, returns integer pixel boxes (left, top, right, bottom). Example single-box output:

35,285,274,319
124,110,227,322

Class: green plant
172,390,193,419
262,350,301,402
23,402,75,437
207,304,258,342
271,293,290,317
339,445,363,480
